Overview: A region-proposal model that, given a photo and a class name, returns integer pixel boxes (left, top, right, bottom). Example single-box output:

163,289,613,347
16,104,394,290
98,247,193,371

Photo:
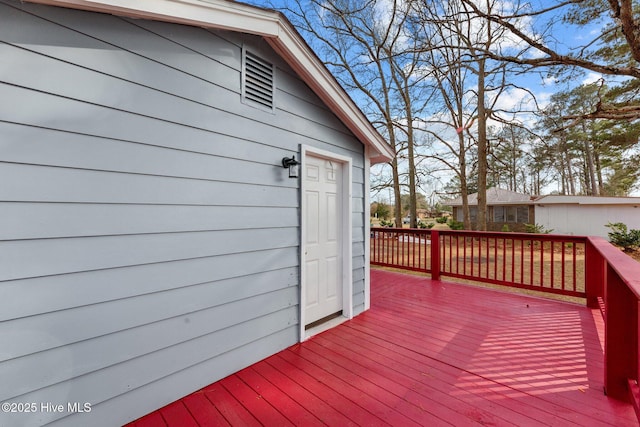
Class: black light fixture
282,155,300,178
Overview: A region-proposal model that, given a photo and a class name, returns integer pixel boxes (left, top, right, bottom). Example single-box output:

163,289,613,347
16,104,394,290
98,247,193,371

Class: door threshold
304,312,346,339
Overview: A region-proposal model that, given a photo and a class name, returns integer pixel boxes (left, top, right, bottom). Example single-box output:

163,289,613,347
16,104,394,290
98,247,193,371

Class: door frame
300,145,353,341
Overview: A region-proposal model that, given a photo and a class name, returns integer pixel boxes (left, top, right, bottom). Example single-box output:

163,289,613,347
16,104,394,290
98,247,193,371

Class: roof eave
28,0,282,35
265,24,394,163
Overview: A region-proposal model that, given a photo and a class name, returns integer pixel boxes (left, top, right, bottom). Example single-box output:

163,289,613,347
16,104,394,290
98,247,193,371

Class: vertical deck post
605,265,638,401
431,230,440,281
585,238,605,308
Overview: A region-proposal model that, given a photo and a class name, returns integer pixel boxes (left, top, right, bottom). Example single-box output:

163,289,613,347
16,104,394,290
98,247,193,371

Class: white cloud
582,72,602,85
535,91,553,109
491,87,536,114
372,0,413,50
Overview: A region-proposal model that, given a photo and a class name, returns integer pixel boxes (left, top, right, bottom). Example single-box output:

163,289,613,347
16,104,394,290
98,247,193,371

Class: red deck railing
371,227,640,419
370,228,433,273
371,228,586,298
584,236,640,414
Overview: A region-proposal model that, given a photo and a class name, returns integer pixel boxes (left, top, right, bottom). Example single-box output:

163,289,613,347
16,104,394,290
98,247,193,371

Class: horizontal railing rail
371,227,587,298
371,227,640,421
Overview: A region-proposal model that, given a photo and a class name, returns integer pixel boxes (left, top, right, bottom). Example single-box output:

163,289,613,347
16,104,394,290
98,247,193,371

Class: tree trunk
476,57,488,231
387,128,403,227
511,129,517,192
581,123,598,195
594,151,604,195
562,138,576,195
457,111,471,229
405,87,418,228
583,141,598,195
391,157,402,227
567,157,576,195
559,148,567,194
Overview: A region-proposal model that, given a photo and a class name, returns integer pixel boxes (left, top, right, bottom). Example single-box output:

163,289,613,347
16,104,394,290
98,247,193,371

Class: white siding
535,204,640,238
0,1,367,426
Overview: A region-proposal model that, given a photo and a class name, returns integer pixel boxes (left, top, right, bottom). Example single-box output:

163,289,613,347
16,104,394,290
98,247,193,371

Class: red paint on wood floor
128,269,637,426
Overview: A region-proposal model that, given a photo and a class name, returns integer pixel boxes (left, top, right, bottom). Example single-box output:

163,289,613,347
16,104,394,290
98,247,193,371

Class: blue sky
246,0,637,197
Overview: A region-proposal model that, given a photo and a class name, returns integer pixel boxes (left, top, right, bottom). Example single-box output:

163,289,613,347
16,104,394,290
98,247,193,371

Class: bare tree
412,0,475,228
383,8,437,228
414,0,537,230
278,0,434,227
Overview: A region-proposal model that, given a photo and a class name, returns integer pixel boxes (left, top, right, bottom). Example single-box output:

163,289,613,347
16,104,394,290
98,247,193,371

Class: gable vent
243,50,275,111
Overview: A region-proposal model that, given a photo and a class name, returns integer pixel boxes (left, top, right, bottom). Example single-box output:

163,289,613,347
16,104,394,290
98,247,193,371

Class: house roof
534,195,640,206
447,188,533,206
447,190,640,207
27,0,395,164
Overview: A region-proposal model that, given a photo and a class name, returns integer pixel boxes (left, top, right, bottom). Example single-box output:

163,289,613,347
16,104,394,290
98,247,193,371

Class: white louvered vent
243,50,275,111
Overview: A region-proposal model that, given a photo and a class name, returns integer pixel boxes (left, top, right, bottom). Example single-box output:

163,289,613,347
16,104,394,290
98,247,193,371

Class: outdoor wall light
282,155,300,178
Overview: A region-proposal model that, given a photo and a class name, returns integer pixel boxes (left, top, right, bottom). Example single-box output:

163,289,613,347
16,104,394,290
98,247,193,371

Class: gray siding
0,1,367,426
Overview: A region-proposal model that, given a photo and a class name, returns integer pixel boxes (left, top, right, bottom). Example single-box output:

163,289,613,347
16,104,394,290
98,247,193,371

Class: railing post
585,238,605,309
605,265,638,401
431,230,440,281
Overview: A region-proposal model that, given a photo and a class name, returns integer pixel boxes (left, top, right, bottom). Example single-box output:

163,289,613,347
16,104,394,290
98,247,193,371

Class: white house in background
446,188,640,239
0,0,394,426
534,195,640,238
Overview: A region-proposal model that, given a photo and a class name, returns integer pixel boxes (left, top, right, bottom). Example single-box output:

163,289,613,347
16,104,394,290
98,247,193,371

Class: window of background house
517,206,529,223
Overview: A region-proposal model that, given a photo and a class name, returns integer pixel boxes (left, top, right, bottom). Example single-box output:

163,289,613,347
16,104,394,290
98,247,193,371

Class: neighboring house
0,1,394,426
534,195,640,239
416,208,430,220
447,189,640,238
447,188,535,231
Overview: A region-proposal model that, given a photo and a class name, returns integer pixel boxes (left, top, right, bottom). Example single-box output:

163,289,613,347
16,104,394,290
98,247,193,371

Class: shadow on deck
129,269,636,426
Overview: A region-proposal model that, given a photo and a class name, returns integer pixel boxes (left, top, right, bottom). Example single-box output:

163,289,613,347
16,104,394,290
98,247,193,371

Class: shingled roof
447,188,533,206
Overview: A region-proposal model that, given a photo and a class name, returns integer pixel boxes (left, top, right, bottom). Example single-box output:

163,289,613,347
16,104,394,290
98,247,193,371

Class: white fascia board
27,0,395,164
27,0,281,36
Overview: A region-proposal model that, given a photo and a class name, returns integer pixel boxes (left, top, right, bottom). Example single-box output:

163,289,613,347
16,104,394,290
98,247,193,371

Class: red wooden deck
128,269,637,426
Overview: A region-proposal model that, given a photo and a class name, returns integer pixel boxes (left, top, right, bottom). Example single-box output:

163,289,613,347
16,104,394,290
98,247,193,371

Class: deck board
129,269,637,426
251,359,354,426
217,374,294,426
316,324,546,427
265,353,386,426
199,385,260,427
182,393,231,427
234,366,323,426
159,401,199,427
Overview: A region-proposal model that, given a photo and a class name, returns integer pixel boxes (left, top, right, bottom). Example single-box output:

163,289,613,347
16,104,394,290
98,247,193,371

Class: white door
304,154,343,325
